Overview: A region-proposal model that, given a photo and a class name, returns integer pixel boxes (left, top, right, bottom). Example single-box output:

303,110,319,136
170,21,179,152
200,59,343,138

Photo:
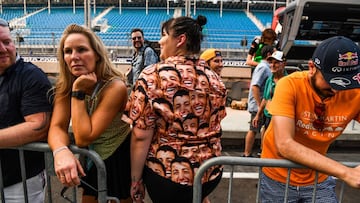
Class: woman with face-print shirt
123,16,227,203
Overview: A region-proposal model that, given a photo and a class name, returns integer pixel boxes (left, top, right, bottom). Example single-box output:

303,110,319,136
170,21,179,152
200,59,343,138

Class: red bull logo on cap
338,52,359,67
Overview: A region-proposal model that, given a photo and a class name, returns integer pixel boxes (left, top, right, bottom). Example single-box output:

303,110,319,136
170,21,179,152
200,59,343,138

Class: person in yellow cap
200,48,224,75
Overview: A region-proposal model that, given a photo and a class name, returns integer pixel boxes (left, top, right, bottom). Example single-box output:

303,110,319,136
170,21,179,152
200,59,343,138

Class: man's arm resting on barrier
273,115,360,189
0,111,50,148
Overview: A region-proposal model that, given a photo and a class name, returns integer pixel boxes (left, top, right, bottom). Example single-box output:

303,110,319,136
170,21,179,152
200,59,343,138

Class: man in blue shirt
0,18,52,202
128,28,159,87
243,45,274,157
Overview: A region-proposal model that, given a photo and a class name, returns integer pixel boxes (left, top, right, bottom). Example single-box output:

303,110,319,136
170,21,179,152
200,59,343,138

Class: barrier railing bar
227,166,234,203
68,145,110,203
19,149,29,203
284,168,291,203
312,172,319,203
44,151,54,203
193,156,359,203
339,181,345,203
6,142,116,203
255,169,262,203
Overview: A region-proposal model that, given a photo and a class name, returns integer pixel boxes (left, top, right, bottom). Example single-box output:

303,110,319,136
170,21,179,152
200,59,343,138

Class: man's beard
310,75,335,99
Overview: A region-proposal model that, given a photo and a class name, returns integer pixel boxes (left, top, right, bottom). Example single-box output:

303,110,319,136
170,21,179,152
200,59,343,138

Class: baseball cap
268,51,284,62
200,48,221,62
312,36,360,90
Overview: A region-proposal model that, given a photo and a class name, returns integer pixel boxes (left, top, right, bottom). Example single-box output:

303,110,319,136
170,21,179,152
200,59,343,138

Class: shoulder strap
90,77,118,99
141,45,158,70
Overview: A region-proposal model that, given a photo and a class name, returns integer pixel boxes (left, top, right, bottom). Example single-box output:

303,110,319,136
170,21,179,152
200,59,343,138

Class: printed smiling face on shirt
171,160,194,186
130,86,147,121
156,149,176,178
176,64,196,89
173,89,192,120
195,71,210,94
190,90,207,117
158,66,181,101
180,144,200,164
182,114,198,136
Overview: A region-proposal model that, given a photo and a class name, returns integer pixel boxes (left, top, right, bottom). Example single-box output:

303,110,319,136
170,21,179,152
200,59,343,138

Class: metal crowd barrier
193,156,359,203
0,142,119,203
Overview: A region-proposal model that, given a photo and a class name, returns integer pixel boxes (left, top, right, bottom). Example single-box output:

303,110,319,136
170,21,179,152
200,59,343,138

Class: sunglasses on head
313,102,326,131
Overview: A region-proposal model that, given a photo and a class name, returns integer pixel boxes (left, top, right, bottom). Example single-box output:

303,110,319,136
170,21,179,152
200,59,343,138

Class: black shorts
143,166,222,203
249,112,264,133
81,133,131,200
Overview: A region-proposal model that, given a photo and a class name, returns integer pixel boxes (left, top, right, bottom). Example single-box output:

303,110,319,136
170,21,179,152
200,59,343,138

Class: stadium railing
0,142,119,203
193,156,359,203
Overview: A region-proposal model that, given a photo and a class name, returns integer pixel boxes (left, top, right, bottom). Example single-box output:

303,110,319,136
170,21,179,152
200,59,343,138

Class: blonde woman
48,24,131,203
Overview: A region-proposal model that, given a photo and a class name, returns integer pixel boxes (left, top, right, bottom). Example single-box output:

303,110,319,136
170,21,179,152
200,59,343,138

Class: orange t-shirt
262,71,360,186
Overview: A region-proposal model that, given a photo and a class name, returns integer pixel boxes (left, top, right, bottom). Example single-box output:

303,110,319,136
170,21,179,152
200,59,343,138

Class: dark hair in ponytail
161,15,207,55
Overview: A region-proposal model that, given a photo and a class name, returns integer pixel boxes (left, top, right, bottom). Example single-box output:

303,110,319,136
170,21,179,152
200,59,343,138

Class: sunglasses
132,36,142,40
313,102,325,131
61,179,98,203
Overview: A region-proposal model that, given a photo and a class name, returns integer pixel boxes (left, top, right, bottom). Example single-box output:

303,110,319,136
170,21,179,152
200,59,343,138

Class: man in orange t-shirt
260,36,360,202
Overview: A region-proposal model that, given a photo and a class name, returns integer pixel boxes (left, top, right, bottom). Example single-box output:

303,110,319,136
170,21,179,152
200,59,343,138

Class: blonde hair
56,24,124,96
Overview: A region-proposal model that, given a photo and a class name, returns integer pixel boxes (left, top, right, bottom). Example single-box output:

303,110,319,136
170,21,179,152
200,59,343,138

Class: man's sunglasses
132,36,142,40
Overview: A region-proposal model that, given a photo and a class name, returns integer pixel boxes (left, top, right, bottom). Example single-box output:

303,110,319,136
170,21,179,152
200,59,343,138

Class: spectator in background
0,18,52,202
260,36,360,202
200,48,224,76
245,28,277,67
125,15,227,203
252,51,287,132
127,28,159,87
243,45,274,157
48,24,132,203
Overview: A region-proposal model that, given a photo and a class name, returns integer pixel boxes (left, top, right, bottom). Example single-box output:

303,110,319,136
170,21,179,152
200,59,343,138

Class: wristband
71,91,86,100
53,146,69,157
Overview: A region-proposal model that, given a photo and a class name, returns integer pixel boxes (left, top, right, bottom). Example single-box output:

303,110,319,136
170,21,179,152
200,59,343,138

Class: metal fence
193,156,359,203
0,142,118,203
